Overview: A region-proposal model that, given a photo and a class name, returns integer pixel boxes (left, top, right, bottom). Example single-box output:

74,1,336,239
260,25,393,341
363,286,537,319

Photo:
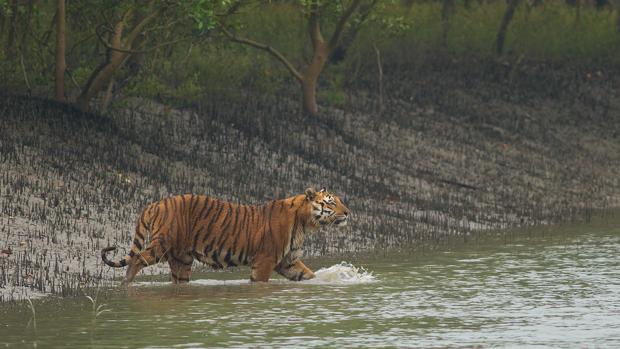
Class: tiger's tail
101,203,156,268
101,246,131,267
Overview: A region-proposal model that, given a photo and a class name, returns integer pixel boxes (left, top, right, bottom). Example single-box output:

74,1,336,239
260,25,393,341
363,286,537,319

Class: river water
1,217,619,348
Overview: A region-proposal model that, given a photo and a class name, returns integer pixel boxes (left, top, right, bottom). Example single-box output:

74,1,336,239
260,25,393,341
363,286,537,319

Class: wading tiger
101,188,350,284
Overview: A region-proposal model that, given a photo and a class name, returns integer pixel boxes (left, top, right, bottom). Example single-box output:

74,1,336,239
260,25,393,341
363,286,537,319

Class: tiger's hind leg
123,246,166,285
168,256,193,284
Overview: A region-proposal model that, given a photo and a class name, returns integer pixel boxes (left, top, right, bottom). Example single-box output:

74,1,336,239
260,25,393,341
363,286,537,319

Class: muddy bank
1,64,619,301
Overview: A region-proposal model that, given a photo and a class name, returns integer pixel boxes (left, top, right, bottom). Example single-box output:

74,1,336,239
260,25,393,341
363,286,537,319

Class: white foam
304,262,376,285
191,279,250,286
132,279,250,287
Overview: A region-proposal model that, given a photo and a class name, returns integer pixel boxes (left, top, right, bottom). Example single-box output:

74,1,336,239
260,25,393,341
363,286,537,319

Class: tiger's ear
319,187,326,193
305,187,316,200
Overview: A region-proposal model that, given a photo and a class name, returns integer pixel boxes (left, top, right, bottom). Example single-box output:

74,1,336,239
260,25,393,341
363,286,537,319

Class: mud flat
1,65,619,300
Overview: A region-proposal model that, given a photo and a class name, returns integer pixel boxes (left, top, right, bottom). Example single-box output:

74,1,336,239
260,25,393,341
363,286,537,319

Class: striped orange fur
101,188,349,284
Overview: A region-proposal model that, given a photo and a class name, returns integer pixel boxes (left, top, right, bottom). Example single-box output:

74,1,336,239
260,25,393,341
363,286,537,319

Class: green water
1,219,619,348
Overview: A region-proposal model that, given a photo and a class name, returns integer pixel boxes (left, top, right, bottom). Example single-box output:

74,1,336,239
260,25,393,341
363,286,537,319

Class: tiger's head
304,187,350,227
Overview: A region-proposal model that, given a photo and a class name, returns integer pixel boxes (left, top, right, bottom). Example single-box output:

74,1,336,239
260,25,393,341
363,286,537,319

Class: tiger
101,187,350,284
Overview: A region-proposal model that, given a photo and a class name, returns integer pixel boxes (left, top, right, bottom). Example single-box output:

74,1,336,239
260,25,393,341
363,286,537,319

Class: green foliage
0,0,619,109
508,1,620,62
345,0,620,71
0,1,9,13
183,0,236,31
71,67,93,88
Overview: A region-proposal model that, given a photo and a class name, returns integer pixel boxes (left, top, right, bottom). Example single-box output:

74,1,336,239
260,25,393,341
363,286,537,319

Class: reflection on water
1,218,619,348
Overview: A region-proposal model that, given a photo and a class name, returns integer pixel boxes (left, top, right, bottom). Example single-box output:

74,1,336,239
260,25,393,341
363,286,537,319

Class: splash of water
305,262,376,284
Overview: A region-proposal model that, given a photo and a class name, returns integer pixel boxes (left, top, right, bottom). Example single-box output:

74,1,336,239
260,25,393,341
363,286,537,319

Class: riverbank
1,63,619,301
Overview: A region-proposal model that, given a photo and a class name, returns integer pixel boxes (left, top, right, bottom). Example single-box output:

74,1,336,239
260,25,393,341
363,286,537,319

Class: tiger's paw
300,271,315,281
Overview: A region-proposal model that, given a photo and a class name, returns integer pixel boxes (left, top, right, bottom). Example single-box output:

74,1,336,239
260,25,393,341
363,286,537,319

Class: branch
19,53,31,94
328,0,362,52
219,0,243,17
95,26,192,54
124,8,161,49
308,13,323,51
308,6,324,51
221,27,303,83
65,68,83,93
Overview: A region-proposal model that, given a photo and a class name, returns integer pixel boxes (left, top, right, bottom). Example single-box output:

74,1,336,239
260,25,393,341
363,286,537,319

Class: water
1,219,619,348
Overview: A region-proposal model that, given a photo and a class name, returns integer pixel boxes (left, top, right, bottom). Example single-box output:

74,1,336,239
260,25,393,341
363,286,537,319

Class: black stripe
171,196,178,211
229,204,242,239
241,205,255,265
152,200,170,238
265,201,276,240
215,204,234,246
224,248,236,267
133,238,143,250
202,201,224,243
219,203,241,247
297,272,305,281
197,197,211,219
232,205,248,258
140,213,149,231
238,248,245,266
192,198,213,250
237,206,249,265
188,194,198,218
179,195,187,232
203,242,213,255
211,250,223,268
191,224,207,254
188,195,199,239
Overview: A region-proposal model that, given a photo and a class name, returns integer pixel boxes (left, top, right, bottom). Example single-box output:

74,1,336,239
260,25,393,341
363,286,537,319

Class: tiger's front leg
276,260,315,281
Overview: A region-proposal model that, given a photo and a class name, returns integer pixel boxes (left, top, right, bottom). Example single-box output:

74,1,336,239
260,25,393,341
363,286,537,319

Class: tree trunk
574,0,581,27
441,0,456,48
5,0,18,59
373,44,384,113
0,5,5,41
224,0,361,117
496,0,520,56
301,43,328,116
19,0,34,53
76,16,126,112
100,77,115,113
76,63,118,111
613,0,620,32
76,8,156,112
55,0,66,102
301,78,318,116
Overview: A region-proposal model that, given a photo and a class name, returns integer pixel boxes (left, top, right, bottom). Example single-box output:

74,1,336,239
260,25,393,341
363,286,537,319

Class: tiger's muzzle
333,214,348,226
